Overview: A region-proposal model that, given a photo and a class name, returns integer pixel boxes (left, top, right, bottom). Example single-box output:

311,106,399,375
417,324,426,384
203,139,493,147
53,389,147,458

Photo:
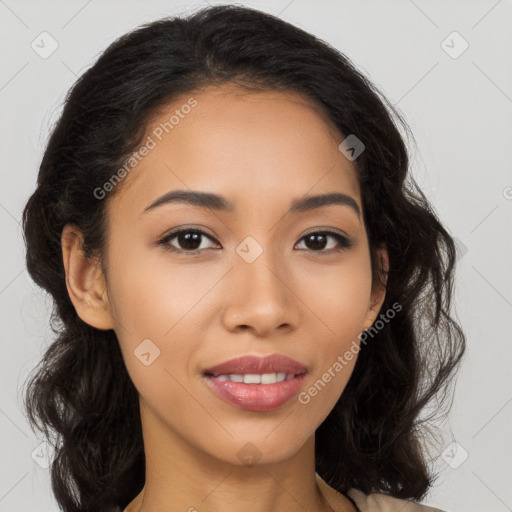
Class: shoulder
347,487,448,512
316,472,448,512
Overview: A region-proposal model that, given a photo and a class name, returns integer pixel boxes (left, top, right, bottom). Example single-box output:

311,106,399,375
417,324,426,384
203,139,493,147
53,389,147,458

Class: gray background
1,1,511,511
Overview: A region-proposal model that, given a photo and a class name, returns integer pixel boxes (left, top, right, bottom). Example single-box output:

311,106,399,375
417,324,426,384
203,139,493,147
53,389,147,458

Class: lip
204,373,308,412
202,354,309,412
203,354,308,377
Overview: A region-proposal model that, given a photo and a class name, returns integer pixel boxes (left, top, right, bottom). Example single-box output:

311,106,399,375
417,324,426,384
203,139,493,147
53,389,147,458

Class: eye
157,228,353,255
158,228,219,253
295,231,353,253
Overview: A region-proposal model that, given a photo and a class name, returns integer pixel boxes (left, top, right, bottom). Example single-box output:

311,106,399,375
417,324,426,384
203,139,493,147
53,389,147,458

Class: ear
362,245,389,332
61,224,115,330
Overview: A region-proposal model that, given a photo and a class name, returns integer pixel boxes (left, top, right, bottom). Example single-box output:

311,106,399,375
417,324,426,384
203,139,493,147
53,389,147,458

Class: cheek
104,244,205,391
297,253,372,405
298,251,373,335
105,240,216,338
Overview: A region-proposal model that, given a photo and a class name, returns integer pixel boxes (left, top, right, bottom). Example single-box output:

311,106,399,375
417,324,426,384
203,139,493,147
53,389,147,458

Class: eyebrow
141,190,361,218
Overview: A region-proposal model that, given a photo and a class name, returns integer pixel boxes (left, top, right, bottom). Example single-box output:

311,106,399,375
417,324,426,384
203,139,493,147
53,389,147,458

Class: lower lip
204,373,308,412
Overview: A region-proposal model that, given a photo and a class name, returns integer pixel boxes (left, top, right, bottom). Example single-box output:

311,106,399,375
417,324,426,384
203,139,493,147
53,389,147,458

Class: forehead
107,84,361,220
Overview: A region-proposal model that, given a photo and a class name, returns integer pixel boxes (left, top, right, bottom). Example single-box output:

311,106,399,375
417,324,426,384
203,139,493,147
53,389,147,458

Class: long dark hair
21,4,466,511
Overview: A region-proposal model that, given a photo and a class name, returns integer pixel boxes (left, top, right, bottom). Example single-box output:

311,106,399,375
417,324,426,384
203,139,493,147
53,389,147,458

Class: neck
124,398,355,512
129,440,333,512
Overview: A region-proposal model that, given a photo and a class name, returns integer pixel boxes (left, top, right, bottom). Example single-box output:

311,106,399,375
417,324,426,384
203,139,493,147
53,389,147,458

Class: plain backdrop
1,1,511,511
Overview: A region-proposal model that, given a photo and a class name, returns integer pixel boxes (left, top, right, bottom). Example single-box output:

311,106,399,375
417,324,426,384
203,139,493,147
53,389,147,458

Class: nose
221,252,301,337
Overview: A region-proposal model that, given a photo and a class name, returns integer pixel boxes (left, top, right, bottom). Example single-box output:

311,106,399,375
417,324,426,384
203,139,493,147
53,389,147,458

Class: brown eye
158,228,353,255
158,229,219,253
295,231,353,252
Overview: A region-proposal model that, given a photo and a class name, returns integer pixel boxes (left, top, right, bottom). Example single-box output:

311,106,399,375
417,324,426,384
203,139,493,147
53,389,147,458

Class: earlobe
61,224,115,330
362,246,389,332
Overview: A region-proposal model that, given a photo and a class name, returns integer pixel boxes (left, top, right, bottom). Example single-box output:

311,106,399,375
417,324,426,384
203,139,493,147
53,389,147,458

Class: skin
61,83,388,512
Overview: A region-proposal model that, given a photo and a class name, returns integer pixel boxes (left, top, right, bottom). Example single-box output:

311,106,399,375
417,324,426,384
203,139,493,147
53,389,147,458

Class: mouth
203,353,309,377
203,372,308,412
203,371,307,383
202,354,309,412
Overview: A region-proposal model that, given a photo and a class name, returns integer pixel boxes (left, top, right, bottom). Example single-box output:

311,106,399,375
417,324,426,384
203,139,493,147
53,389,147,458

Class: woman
22,5,465,512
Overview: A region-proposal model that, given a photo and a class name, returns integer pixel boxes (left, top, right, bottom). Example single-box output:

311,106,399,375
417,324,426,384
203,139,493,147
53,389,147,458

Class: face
64,83,387,468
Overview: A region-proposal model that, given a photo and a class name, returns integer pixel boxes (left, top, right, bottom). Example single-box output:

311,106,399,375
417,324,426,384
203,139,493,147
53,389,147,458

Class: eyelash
157,228,353,255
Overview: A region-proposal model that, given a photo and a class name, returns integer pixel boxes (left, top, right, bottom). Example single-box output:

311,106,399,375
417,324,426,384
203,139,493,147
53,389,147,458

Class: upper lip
204,354,309,377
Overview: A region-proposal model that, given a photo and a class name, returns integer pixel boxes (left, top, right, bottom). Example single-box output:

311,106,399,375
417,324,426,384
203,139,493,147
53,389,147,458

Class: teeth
214,372,295,384
244,374,261,384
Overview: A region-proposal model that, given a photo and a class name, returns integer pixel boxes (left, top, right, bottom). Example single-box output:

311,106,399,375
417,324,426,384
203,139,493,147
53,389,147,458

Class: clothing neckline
122,474,360,512
316,473,362,512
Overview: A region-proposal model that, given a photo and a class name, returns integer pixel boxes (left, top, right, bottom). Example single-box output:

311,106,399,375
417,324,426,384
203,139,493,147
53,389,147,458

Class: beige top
316,473,447,512
121,474,447,512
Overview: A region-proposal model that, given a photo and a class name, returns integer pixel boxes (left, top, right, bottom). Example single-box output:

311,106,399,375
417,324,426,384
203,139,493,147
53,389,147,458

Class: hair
21,4,466,511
